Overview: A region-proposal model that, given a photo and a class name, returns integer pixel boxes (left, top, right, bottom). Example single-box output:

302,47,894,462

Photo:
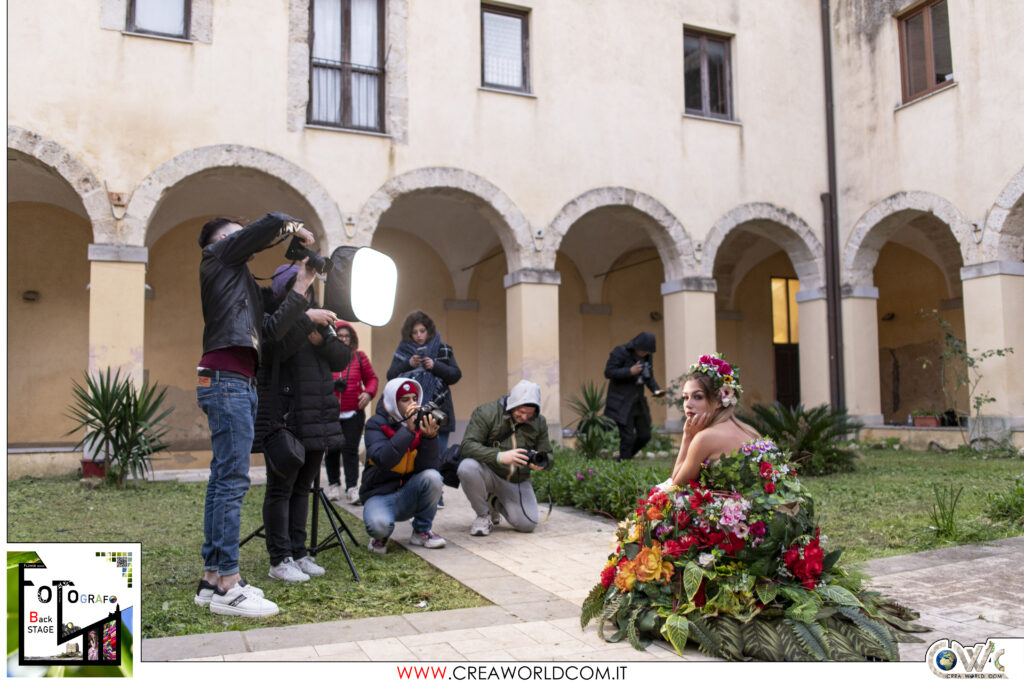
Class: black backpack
438,443,463,488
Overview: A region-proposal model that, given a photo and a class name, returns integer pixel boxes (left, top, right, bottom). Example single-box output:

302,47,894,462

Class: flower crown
688,353,742,407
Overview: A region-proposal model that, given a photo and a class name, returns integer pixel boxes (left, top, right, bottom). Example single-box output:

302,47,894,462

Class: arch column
661,278,717,432
794,288,831,409
505,269,561,441
841,285,883,424
88,245,147,382
961,261,1024,440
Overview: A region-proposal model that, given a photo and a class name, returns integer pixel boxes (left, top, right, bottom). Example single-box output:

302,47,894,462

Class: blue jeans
363,469,443,540
197,376,257,577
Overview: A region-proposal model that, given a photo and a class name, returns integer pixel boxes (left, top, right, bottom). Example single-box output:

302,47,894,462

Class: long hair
400,310,437,343
686,371,760,438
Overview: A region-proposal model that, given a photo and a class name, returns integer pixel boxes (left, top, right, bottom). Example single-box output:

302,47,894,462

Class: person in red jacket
325,321,379,504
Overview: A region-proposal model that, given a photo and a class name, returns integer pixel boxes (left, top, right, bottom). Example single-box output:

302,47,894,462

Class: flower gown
581,439,928,661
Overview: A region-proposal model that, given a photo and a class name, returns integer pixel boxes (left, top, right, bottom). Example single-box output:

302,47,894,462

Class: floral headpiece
688,353,742,407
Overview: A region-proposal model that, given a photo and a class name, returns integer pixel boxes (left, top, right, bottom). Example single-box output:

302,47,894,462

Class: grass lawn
6,474,489,639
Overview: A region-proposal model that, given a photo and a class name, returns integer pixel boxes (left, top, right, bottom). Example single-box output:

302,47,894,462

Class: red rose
760,462,774,478
720,363,732,376
600,564,617,588
662,539,686,558
749,520,766,537
719,533,746,555
764,482,776,494
693,579,707,608
698,355,712,365
678,535,698,552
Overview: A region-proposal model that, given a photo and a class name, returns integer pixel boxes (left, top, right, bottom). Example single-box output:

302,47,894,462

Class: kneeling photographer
253,263,351,583
458,379,552,536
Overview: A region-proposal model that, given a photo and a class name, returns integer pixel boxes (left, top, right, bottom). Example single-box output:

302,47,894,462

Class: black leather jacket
199,212,299,360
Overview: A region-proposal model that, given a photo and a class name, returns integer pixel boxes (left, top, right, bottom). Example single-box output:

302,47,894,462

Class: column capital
660,277,717,295
794,287,827,302
840,284,879,299
960,261,1024,280
88,244,148,264
503,268,561,288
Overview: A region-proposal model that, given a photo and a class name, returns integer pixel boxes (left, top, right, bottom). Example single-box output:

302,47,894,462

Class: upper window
481,5,530,93
684,29,732,120
309,0,386,132
127,0,190,39
898,0,954,102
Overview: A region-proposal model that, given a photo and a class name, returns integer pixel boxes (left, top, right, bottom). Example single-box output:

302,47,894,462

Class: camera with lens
414,401,449,429
523,449,552,470
284,226,331,275
636,360,653,383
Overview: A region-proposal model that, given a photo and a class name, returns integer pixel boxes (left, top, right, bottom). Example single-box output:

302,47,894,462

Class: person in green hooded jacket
458,379,553,536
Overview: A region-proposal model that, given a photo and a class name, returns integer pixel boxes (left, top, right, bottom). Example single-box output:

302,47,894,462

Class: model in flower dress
582,353,927,661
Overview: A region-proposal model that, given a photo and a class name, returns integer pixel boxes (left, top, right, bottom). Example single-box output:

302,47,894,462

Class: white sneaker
293,555,325,577
268,557,310,583
470,515,493,536
410,530,446,548
325,484,342,502
368,537,388,554
210,582,279,617
345,486,359,504
195,578,262,607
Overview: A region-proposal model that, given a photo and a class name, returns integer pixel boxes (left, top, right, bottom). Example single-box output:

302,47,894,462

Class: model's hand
294,226,316,246
498,448,529,467
357,392,371,410
422,357,435,371
630,362,643,376
683,412,712,439
409,354,422,368
306,308,336,326
419,414,439,438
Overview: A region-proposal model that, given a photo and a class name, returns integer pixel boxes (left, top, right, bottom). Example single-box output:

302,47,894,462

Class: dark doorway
774,343,800,408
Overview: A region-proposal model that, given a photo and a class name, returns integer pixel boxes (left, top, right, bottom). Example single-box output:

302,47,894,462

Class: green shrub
533,450,671,520
567,381,617,459
739,402,862,476
986,474,1024,525
644,427,675,454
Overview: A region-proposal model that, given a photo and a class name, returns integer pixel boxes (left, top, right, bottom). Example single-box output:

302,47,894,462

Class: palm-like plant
567,381,617,459
66,368,173,488
740,402,862,476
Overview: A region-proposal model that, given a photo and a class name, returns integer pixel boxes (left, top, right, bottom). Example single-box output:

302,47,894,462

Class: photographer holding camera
253,264,351,583
360,378,446,553
604,332,665,462
458,379,552,536
194,212,314,618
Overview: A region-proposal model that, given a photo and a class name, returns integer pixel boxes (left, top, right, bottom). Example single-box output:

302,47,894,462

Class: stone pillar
794,289,831,409
505,269,561,442
88,244,148,383
661,278,717,432
841,285,883,425
961,261,1024,440
444,298,479,440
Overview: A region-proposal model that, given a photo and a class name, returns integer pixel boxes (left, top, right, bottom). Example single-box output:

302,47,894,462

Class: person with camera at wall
194,212,314,618
253,263,351,583
361,377,446,553
604,331,666,462
324,321,378,505
458,379,553,536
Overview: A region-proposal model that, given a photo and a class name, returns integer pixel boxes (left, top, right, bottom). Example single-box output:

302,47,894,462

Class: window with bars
309,0,385,132
481,5,530,93
898,0,954,102
127,0,190,39
683,29,732,120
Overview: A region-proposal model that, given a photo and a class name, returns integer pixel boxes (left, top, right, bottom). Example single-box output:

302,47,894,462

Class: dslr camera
636,360,653,383
284,223,331,274
414,400,449,429
523,449,552,470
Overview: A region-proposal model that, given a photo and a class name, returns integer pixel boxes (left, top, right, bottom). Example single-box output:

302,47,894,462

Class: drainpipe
820,0,846,410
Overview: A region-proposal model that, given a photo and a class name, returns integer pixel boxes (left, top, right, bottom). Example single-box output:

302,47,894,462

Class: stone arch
356,167,534,272
7,125,115,243
844,191,977,289
703,202,823,307
982,166,1024,262
122,145,342,248
547,187,694,281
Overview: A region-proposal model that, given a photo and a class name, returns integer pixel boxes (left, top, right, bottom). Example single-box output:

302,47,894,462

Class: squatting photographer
457,379,553,535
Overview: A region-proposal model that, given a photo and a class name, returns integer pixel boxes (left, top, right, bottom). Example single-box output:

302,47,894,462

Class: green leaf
625,607,643,651
687,614,723,658
787,618,829,661
755,583,779,606
683,562,703,602
715,616,745,661
595,592,623,640
836,606,898,661
816,585,861,607
827,617,888,661
661,613,689,654
822,549,842,571
580,583,608,628
785,600,819,623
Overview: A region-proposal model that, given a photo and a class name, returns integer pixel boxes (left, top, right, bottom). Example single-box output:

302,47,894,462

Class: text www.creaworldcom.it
397,666,629,681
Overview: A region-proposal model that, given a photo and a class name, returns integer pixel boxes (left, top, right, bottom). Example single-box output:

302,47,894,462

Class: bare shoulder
692,424,747,462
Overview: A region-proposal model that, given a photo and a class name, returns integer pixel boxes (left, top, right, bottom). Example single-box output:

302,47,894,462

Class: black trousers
263,448,323,566
616,401,651,462
324,411,365,489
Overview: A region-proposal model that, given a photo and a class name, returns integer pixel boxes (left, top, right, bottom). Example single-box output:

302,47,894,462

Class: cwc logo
927,639,1007,679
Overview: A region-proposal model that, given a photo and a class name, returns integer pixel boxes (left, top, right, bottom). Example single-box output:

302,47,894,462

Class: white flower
698,552,716,568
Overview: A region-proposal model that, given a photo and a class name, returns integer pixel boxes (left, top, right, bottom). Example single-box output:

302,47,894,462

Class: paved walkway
143,467,1024,662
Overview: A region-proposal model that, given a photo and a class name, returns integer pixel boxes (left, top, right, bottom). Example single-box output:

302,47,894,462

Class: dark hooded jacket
253,291,352,453
603,332,662,425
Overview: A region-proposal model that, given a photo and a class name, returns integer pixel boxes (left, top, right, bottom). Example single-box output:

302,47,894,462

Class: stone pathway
143,467,1024,662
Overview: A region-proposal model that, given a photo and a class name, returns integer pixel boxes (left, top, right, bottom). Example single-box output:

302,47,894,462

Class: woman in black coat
254,265,351,582
603,331,665,462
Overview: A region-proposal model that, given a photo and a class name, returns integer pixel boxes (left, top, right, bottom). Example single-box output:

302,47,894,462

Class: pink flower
749,520,766,537
698,355,712,365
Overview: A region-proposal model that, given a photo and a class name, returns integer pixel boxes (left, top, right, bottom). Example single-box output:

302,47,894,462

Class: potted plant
910,409,941,428
66,368,173,487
